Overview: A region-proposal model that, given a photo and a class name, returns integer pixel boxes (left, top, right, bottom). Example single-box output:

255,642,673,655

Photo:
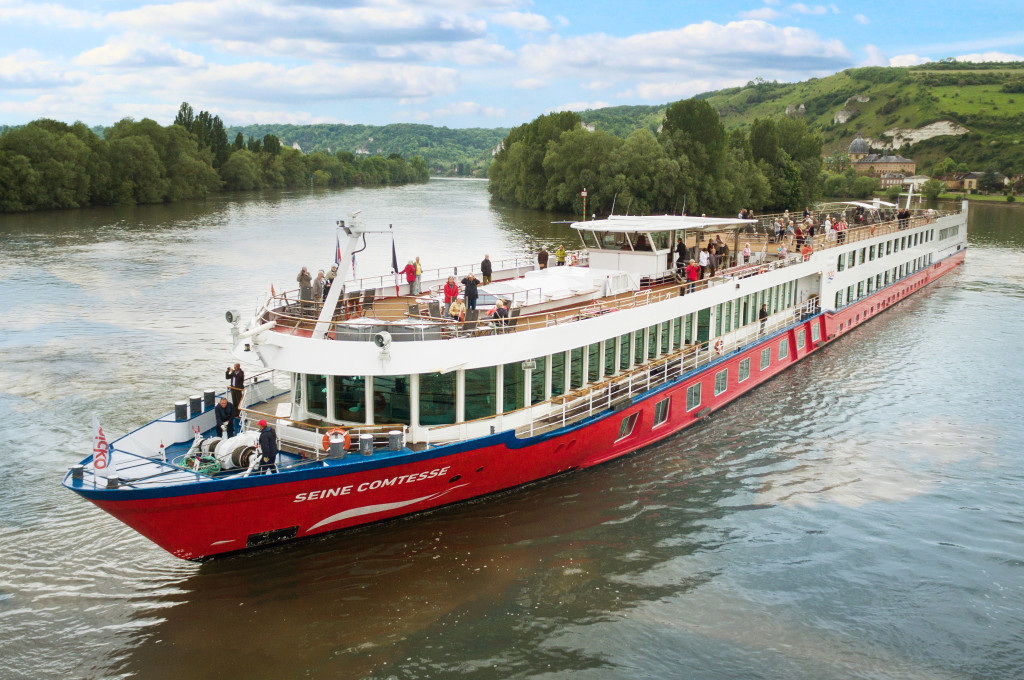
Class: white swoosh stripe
308,484,469,531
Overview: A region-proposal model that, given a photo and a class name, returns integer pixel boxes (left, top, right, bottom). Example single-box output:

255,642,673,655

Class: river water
1,182,1022,680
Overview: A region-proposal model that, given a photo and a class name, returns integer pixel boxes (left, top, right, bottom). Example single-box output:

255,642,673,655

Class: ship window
647,325,658,360
846,286,853,304
779,338,789,360
617,412,639,440
848,251,856,268
685,314,693,344
673,317,683,349
465,367,497,421
797,329,806,349
503,361,525,412
876,274,882,289
760,347,770,370
715,303,723,337
859,248,866,265
837,256,845,272
811,324,820,342
714,369,728,396
530,356,548,405
869,245,876,261
373,376,410,425
332,375,364,422
886,241,892,255
835,291,842,309
724,301,732,333
686,383,702,411
570,346,584,390
735,296,743,326
604,337,617,377
738,358,751,383
634,329,645,365
857,282,864,298
419,372,456,425
620,333,631,370
580,231,601,249
306,374,328,418
547,350,565,396
867,278,873,294
588,343,601,383
653,397,671,426
660,320,671,355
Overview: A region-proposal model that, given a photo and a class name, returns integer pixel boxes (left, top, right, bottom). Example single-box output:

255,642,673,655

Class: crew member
225,363,244,411
257,419,278,474
215,397,236,438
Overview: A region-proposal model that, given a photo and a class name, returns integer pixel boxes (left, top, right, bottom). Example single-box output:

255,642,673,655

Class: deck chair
361,290,375,316
427,300,442,320
457,319,478,337
504,307,521,332
465,308,480,323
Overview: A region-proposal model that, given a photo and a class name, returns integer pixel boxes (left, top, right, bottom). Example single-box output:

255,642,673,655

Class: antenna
609,192,617,216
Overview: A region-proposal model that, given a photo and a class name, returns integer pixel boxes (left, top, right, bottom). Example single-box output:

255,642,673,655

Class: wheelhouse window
332,375,363,421
307,374,328,418
714,369,728,396
373,376,410,425
738,358,751,382
419,372,456,425
617,412,639,440
686,383,702,411
530,356,547,405
653,397,670,427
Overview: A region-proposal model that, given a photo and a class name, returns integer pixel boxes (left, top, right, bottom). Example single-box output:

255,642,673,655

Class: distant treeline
488,99,823,217
0,103,429,213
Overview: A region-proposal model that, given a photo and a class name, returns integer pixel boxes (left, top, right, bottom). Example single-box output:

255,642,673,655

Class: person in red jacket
443,276,459,305
401,260,416,294
683,259,700,295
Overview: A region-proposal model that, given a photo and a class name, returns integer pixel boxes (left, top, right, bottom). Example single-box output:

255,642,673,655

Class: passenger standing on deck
481,255,492,284
443,276,459,312
759,304,768,334
676,237,688,272
685,259,700,293
461,273,479,310
215,397,236,438
715,236,729,267
225,363,244,411
538,247,549,269
742,243,751,264
837,218,848,244
297,266,312,315
698,247,709,278
313,270,324,303
414,257,423,295
401,260,417,294
555,245,567,266
708,244,718,278
324,265,337,298
257,419,278,474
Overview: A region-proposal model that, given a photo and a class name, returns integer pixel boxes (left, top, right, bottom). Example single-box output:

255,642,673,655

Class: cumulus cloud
740,7,780,20
550,101,611,113
619,80,717,101
433,101,504,117
491,11,551,31
0,0,98,28
862,44,885,66
0,49,83,89
956,51,1024,62
74,34,205,69
789,3,828,15
854,13,869,25
889,54,930,67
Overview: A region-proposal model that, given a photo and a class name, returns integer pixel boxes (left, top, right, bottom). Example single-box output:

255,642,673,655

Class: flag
391,236,400,296
159,440,166,462
92,415,116,476
334,233,342,266
270,283,276,298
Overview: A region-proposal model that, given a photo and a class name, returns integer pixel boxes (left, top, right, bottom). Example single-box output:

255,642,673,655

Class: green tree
922,178,946,200
220,149,261,191
659,98,727,214
541,128,622,213
488,111,582,209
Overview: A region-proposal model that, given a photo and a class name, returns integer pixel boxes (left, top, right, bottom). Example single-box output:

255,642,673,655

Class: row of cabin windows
834,253,934,309
937,225,960,240
301,286,804,427
616,327,818,440
836,228,935,273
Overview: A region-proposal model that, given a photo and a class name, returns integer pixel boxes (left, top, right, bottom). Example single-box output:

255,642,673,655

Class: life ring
569,253,578,266
322,428,350,451
714,339,724,355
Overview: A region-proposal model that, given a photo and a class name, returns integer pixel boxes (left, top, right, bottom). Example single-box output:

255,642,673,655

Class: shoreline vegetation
0,102,428,214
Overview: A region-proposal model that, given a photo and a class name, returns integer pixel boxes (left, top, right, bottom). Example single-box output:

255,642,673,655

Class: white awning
571,215,755,233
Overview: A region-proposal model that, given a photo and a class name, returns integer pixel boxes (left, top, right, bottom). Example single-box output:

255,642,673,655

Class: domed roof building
848,133,870,160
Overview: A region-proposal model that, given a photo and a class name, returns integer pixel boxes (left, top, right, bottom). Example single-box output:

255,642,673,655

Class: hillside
224,123,508,177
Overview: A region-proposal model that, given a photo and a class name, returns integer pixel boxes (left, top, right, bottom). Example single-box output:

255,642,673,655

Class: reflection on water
1,184,1024,679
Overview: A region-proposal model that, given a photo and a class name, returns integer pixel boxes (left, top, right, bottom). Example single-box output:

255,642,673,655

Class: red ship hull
70,251,965,560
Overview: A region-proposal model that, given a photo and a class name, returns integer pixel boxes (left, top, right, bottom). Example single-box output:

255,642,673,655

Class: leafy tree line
0,103,428,213
487,99,823,217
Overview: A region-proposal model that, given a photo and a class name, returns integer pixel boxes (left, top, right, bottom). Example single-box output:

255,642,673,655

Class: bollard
203,389,216,410
174,401,188,421
388,430,403,451
359,433,374,456
329,432,347,458
71,465,84,480
189,395,202,417
106,475,120,489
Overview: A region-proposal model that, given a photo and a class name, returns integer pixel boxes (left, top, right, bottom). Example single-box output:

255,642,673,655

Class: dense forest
0,103,429,213
225,122,507,178
488,99,824,217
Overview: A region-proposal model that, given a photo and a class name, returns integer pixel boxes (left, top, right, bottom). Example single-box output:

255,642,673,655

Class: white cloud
549,101,611,113
0,0,98,28
956,52,1024,63
854,13,869,25
555,15,570,27
491,11,551,31
74,34,204,69
620,80,717,101
829,3,840,13
862,44,885,66
889,54,930,67
433,101,505,117
789,3,828,15
582,80,614,91
740,7,780,20
514,78,547,89
0,50,83,88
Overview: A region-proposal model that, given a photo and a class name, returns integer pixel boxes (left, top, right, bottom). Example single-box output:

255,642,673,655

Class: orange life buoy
569,253,578,265
714,339,724,355
322,428,350,451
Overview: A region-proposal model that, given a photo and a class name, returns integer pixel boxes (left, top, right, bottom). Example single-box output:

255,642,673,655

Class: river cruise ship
64,202,969,560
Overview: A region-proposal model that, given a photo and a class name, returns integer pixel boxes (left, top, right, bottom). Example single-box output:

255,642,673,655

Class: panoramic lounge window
306,374,328,418
332,375,364,422
373,375,410,425
419,372,456,426
464,367,497,421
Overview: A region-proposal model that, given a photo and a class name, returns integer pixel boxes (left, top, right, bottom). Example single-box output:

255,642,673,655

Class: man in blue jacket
257,419,278,473
215,397,236,438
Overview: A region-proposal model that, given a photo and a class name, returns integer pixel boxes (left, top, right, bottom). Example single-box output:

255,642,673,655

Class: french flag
334,233,342,266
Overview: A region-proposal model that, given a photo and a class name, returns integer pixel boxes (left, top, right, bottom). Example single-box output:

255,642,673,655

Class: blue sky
1,0,1022,129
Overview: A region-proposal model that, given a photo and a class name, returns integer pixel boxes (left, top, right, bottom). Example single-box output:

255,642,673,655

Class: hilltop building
848,133,916,177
